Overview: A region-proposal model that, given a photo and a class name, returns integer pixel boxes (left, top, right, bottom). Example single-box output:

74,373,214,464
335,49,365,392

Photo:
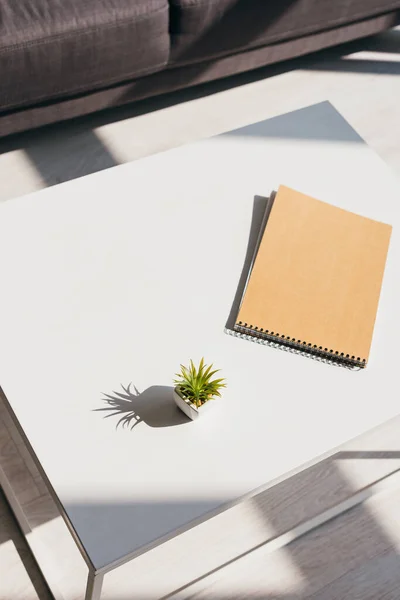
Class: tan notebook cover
235,185,392,367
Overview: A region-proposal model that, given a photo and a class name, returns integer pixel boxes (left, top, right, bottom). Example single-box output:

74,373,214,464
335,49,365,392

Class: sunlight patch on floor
362,487,400,553
337,457,400,492
0,149,44,202
344,50,400,63
0,537,41,600
102,543,305,600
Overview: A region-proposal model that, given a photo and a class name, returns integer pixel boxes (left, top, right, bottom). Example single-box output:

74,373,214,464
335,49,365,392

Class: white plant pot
173,387,218,421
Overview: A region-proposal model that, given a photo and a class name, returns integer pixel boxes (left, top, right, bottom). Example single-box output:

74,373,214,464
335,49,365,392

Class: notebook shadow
95,384,190,430
225,192,276,330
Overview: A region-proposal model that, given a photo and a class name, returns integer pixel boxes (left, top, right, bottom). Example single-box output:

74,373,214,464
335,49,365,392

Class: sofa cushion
0,0,169,112
169,0,400,66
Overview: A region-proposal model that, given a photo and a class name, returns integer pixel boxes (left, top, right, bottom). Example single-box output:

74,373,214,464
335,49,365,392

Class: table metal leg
85,571,104,600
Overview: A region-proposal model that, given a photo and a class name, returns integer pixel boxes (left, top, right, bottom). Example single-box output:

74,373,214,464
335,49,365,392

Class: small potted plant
173,358,226,420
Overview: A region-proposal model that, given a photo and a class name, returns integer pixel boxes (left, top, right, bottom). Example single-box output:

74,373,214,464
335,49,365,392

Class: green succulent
174,358,226,408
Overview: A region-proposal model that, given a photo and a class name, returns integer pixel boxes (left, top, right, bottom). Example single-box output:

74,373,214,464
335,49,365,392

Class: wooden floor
0,489,53,600
1,25,400,600
173,487,400,600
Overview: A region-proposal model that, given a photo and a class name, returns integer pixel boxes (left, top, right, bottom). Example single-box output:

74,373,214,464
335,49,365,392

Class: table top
0,101,399,571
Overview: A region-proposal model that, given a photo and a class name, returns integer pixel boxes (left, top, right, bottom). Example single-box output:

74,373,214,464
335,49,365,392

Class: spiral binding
227,322,366,370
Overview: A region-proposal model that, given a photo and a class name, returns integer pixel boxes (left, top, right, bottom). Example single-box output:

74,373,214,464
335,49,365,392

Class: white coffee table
0,101,399,600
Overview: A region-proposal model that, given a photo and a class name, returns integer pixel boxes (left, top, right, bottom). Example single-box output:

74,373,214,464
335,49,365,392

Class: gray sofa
1,0,399,138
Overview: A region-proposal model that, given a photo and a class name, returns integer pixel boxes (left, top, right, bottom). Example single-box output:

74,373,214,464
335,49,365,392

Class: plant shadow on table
95,384,190,430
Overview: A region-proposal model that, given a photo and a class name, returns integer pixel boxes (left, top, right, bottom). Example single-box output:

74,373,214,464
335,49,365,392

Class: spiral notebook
234,185,392,368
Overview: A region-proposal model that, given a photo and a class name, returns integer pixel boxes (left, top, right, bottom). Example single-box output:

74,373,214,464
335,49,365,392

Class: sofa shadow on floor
95,383,190,430
307,54,400,75
23,128,119,188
